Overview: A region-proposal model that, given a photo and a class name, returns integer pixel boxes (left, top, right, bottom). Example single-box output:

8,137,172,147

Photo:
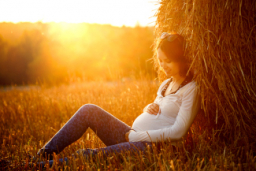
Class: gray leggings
39,104,152,157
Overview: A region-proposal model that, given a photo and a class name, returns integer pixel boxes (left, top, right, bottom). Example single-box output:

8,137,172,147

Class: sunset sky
0,0,160,27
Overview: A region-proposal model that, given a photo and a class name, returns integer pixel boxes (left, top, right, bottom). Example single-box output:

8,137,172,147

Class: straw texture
153,0,256,146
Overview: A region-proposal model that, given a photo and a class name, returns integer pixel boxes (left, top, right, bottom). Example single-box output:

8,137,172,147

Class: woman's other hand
125,130,134,142
145,103,160,115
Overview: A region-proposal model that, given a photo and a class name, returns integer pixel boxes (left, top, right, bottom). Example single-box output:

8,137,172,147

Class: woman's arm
128,83,200,142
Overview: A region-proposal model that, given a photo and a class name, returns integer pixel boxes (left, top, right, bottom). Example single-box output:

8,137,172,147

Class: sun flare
0,0,159,27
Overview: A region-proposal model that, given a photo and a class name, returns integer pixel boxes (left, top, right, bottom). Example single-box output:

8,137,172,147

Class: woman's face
157,48,180,77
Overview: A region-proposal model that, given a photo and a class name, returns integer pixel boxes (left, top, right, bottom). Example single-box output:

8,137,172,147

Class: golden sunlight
0,0,159,27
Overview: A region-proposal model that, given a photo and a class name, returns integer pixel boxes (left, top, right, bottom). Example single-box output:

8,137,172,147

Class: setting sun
0,0,159,27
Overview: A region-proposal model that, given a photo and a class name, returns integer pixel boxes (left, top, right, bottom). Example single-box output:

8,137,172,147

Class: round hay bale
153,0,256,150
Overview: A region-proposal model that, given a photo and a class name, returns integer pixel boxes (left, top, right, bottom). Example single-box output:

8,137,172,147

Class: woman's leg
36,141,152,168
78,141,152,157
38,104,132,156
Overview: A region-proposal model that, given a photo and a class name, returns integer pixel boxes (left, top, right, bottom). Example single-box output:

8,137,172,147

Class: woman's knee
80,104,101,113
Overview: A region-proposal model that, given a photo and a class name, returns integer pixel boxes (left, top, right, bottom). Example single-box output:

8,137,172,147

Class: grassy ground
0,81,255,170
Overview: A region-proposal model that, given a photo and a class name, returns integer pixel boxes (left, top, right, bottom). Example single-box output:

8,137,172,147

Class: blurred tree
0,23,155,85
0,35,8,84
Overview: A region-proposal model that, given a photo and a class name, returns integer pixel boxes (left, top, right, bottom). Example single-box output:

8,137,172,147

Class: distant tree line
0,22,156,85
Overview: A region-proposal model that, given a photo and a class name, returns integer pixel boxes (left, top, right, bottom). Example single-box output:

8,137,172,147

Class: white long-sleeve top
128,78,200,144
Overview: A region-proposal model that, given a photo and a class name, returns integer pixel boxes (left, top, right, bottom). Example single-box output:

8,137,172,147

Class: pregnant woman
37,32,200,161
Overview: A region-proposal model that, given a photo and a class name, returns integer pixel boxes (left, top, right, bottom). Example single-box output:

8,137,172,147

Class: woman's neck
171,74,186,84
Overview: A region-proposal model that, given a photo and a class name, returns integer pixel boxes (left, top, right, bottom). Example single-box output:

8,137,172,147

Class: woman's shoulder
187,80,197,88
177,80,198,95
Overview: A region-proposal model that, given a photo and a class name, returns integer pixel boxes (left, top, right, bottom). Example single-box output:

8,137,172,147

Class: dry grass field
0,81,255,170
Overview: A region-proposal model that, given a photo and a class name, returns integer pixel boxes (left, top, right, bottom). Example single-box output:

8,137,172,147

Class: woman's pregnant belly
132,112,175,131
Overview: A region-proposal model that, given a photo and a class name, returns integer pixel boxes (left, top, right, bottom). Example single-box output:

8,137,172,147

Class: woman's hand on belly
125,130,135,142
144,103,160,115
